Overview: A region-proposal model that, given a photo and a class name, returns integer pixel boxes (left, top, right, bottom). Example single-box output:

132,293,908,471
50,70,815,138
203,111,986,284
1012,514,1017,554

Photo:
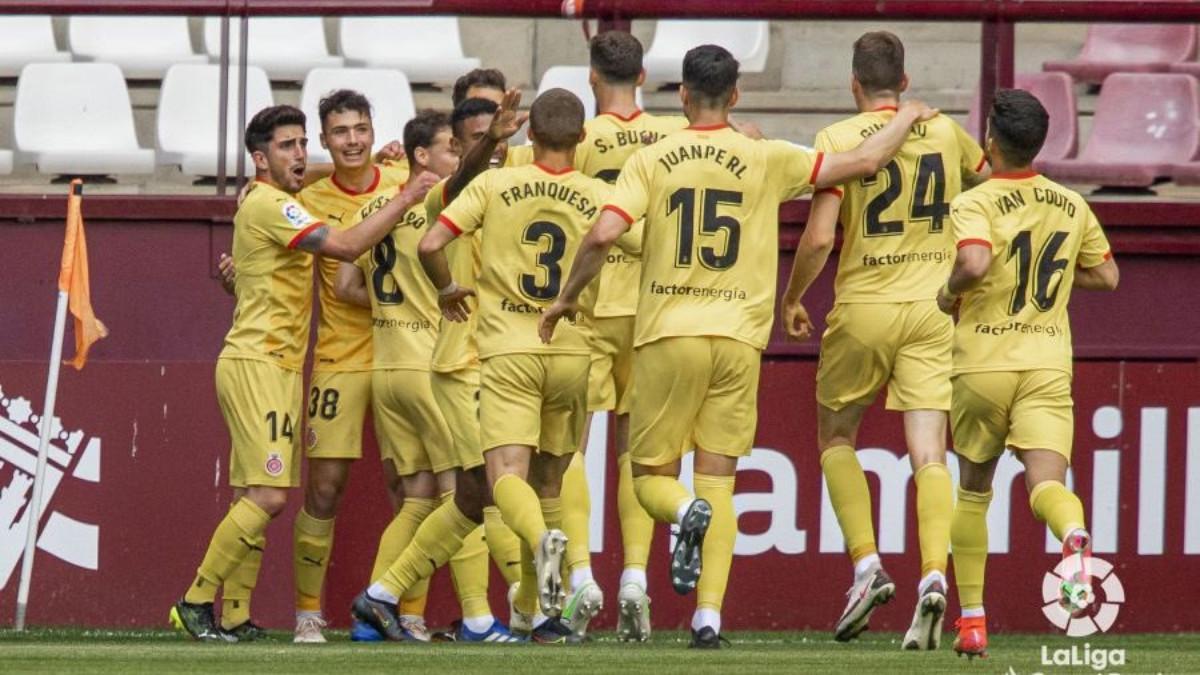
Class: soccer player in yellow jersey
778,32,990,648
935,89,1118,658
542,45,935,648
169,105,437,642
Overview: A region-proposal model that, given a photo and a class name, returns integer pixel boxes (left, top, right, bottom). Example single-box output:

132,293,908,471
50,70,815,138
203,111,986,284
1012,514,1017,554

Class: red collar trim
686,123,730,131
534,162,574,176
331,165,381,196
992,169,1039,180
600,109,644,122
872,105,898,112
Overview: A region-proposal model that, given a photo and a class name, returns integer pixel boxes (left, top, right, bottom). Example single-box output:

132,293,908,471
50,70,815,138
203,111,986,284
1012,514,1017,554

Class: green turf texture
2,630,1197,674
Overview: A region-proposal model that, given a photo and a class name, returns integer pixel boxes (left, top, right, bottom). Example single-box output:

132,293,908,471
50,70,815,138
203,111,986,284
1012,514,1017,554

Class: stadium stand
0,148,12,174
299,67,416,163
642,20,769,84
0,15,70,77
68,16,206,79
1038,73,1200,188
157,64,274,177
202,17,344,82
535,65,643,119
1043,24,1197,85
966,72,1078,164
338,16,480,85
14,62,155,177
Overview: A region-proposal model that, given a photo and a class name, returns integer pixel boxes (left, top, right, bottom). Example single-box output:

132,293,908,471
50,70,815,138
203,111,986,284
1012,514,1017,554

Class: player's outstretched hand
217,252,236,296
900,99,940,122
374,140,405,163
401,171,441,204
538,300,577,344
781,297,814,341
439,284,476,323
488,88,529,141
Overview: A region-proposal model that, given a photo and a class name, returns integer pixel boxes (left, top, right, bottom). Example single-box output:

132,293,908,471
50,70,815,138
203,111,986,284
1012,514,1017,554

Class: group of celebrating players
168,28,1119,655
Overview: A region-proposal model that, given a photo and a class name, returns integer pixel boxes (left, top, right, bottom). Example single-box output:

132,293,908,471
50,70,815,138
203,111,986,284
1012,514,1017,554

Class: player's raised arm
333,261,370,308
814,100,939,189
780,189,841,340
295,171,439,262
444,88,527,203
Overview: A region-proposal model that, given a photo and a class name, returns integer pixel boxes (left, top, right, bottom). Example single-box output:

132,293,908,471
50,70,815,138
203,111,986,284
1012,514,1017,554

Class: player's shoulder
1031,174,1092,216
819,112,880,146
378,160,409,184
949,179,993,213
640,111,689,133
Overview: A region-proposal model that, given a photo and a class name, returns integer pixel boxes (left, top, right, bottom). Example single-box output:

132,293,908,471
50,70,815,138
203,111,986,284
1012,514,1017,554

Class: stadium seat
1038,73,1200,188
642,20,769,84
14,63,155,176
299,68,416,164
0,15,71,77
69,16,206,79
338,17,480,85
1169,61,1200,78
1043,24,1197,85
157,64,274,177
965,72,1078,164
536,66,645,120
0,149,12,175
203,17,343,82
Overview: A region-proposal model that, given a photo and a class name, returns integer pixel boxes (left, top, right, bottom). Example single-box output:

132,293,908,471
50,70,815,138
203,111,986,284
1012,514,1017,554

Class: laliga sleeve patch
282,201,317,229
265,452,285,477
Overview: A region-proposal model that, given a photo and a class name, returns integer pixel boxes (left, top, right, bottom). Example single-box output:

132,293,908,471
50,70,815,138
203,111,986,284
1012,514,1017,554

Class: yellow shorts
629,336,760,466
306,369,371,459
372,369,458,476
816,300,952,412
431,366,486,471
951,369,1074,464
479,353,589,456
216,358,303,488
586,315,635,413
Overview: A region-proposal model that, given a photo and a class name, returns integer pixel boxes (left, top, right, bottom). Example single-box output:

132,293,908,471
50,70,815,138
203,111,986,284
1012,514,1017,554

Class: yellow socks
513,539,539,617
694,473,735,612
375,500,478,600
540,496,563,533
561,453,592,575
220,532,264,629
370,497,436,581
1029,480,1087,541
292,509,335,613
450,526,492,620
633,474,693,523
483,505,522,587
185,498,270,604
914,462,953,576
821,445,877,563
618,453,654,570
491,474,547,546
951,488,992,611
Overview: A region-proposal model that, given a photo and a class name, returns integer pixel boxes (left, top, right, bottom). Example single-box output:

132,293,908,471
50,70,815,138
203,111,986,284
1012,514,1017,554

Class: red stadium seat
1169,61,1200,78
966,72,1078,164
1039,73,1200,188
1043,24,1196,85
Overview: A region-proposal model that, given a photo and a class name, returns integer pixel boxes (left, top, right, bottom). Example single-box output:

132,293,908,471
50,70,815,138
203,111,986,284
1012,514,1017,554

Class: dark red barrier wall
0,204,1197,633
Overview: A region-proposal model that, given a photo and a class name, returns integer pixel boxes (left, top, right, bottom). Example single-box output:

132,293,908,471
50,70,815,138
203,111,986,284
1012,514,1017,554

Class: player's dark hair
988,88,1049,167
452,68,507,107
318,89,372,131
590,31,643,84
852,31,906,95
682,44,739,107
245,104,306,154
529,88,585,151
403,109,452,156
451,97,499,138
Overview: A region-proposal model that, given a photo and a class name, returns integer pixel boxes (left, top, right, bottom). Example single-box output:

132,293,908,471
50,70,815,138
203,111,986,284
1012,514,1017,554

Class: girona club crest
0,384,101,588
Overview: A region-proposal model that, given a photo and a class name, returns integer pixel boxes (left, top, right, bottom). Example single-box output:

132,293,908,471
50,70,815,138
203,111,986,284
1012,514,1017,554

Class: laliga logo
1041,555,1124,637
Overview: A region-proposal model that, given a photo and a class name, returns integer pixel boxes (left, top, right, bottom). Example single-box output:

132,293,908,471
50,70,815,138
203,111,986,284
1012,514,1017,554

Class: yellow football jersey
607,124,821,350
219,180,317,371
299,162,409,372
949,171,1112,375
351,193,440,371
425,178,482,372
437,164,610,359
816,108,986,304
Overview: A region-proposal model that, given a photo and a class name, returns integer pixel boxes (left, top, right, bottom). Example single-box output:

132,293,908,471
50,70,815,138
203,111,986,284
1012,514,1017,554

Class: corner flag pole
13,288,69,631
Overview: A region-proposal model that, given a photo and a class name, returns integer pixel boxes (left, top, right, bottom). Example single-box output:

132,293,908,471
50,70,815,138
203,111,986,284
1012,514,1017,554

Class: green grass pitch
2,629,1197,674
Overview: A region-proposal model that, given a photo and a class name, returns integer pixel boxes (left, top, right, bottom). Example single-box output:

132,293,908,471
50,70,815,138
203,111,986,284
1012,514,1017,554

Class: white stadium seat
300,68,416,164
0,149,13,175
642,20,770,84
157,64,274,177
339,17,480,85
69,16,206,79
203,17,343,82
537,65,644,120
14,63,155,176
0,16,71,77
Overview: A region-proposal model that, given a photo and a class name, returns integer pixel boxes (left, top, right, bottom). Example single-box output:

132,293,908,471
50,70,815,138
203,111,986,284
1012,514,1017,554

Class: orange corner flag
57,179,108,370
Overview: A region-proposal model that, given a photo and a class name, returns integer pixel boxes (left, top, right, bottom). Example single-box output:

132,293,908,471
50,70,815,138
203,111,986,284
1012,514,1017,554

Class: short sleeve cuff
974,155,988,173
956,238,992,250
288,221,326,249
807,151,826,186
438,214,462,236
602,204,635,225
816,186,843,199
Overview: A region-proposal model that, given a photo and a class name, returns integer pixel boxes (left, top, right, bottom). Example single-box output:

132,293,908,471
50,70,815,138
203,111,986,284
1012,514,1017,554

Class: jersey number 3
521,220,567,300
670,187,743,269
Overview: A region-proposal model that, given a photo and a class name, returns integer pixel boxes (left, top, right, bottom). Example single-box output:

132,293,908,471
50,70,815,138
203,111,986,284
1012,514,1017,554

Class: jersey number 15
670,187,743,270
